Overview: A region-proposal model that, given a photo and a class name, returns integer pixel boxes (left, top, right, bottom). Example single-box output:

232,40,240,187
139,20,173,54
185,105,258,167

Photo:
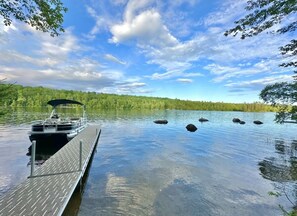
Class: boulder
239,121,245,125
186,124,197,132
253,120,263,125
199,117,209,122
232,118,241,123
154,120,168,124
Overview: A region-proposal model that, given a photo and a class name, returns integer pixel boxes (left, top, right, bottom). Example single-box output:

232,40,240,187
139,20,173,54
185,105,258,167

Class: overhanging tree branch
224,0,297,71
0,0,67,36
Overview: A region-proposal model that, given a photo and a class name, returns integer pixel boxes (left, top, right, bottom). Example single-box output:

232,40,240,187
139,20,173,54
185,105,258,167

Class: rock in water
154,120,168,124
232,118,241,123
186,124,197,132
253,120,263,125
199,117,209,122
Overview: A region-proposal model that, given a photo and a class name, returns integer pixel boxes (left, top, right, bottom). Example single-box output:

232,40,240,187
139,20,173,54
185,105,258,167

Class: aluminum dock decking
0,124,101,216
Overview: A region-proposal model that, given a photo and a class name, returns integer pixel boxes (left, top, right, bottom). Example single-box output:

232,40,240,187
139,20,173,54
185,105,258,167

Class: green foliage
0,84,275,112
268,191,281,197
225,0,297,38
0,0,67,36
260,82,297,122
260,82,297,105
0,80,16,116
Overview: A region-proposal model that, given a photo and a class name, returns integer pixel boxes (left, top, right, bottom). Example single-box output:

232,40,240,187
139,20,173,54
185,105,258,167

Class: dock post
30,140,36,177
79,140,83,171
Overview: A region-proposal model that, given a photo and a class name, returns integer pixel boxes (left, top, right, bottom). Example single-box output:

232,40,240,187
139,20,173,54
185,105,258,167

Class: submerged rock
186,124,197,132
239,121,246,125
154,120,168,124
232,118,241,123
253,120,263,125
199,117,209,122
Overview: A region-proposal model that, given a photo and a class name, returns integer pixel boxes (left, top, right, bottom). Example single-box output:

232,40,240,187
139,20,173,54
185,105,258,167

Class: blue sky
0,0,295,103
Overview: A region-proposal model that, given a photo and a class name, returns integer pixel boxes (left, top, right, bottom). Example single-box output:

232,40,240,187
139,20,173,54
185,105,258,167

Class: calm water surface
0,109,297,215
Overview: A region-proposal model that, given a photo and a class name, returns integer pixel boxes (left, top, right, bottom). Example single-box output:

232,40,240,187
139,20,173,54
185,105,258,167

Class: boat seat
51,114,60,119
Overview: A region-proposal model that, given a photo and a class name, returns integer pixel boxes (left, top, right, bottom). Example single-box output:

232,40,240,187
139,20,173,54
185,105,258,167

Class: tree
225,0,297,123
0,0,67,36
0,79,15,100
0,79,16,116
260,82,297,122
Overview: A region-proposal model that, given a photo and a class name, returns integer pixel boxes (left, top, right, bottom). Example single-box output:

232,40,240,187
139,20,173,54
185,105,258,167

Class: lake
0,109,297,215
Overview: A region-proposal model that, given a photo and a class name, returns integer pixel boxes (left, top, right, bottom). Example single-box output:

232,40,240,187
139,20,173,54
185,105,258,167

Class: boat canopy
47,99,84,107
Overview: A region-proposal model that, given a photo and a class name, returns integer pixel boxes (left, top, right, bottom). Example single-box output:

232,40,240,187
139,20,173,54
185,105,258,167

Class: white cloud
0,20,151,95
111,0,128,6
141,0,293,85
205,55,293,83
106,0,257,82
116,82,149,93
0,22,80,68
104,54,127,65
100,81,152,94
203,0,247,27
150,71,180,80
0,51,59,67
121,82,146,87
224,75,294,91
148,70,203,80
204,64,238,76
39,31,80,59
168,0,198,7
1,61,138,93
183,72,204,77
124,0,154,22
176,78,193,83
144,30,287,81
85,6,107,39
157,0,201,38
110,8,178,47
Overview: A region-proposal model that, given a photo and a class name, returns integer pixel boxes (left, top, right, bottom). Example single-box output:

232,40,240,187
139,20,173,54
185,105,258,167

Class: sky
0,0,295,103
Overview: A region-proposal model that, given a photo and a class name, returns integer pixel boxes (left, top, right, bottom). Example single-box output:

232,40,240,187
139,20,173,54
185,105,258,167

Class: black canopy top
47,99,84,107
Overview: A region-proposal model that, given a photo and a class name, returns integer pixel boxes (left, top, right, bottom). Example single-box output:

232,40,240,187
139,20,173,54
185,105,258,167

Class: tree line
0,84,276,112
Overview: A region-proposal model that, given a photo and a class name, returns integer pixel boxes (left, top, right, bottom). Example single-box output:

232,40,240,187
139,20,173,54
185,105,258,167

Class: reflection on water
26,140,67,165
1,109,297,215
0,107,49,125
259,139,297,210
259,140,297,182
63,143,96,216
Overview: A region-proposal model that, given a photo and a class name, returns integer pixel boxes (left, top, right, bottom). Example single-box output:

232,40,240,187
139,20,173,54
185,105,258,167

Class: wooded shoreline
0,84,276,112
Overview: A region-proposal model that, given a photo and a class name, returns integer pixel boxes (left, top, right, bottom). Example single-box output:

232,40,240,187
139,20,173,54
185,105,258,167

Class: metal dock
0,125,101,216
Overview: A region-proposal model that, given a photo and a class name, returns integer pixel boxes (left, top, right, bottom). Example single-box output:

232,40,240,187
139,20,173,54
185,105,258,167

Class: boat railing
41,118,59,132
30,120,44,125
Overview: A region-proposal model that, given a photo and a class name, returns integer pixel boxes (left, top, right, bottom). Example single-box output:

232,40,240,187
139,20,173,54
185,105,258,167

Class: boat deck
0,124,101,216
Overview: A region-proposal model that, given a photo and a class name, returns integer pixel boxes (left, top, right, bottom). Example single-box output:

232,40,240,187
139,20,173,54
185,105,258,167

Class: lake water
0,109,297,215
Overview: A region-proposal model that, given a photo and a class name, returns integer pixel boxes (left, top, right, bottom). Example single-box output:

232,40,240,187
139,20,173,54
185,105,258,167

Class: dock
0,124,101,216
